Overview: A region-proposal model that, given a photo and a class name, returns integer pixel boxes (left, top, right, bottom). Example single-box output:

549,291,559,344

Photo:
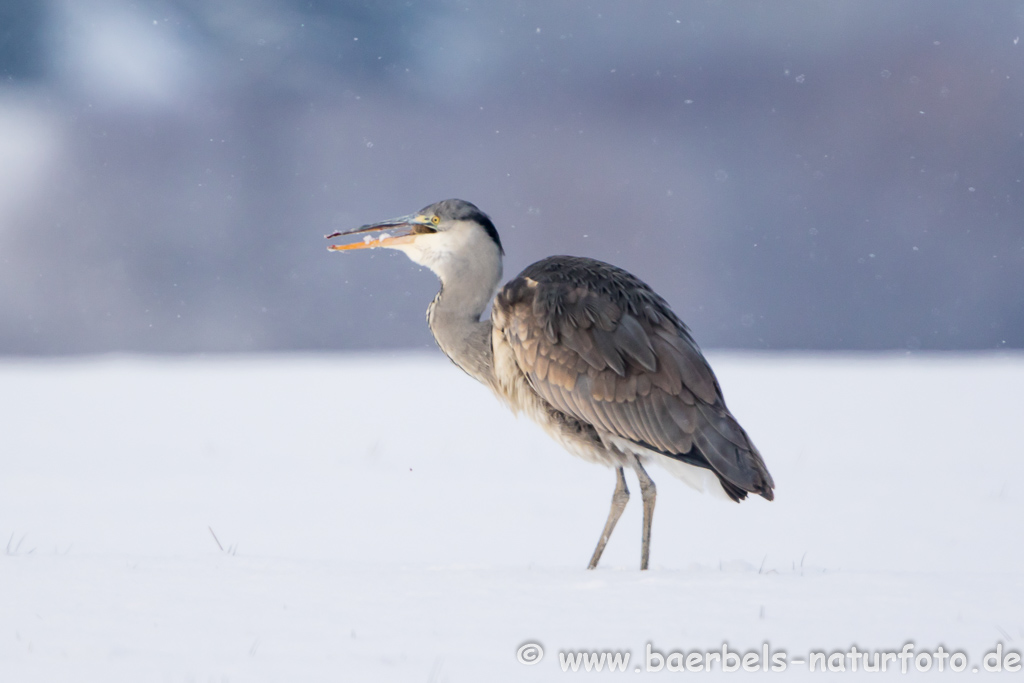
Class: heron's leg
587,467,629,570
630,455,657,570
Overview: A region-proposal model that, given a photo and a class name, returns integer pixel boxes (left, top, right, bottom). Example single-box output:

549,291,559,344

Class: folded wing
493,256,774,501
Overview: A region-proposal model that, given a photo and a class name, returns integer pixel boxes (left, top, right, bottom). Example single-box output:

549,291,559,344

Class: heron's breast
491,329,623,469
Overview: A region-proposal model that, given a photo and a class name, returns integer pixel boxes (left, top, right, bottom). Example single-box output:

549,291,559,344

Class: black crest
421,199,504,255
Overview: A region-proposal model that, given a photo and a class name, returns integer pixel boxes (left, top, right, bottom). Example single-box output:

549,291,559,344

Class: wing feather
614,313,658,372
591,328,626,375
655,329,718,404
696,402,749,449
614,373,637,403
634,392,670,451
649,335,683,395
533,349,550,382
665,396,698,435
649,388,689,446
521,335,539,367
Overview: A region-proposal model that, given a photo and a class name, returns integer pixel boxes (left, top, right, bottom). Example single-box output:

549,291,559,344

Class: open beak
325,214,426,252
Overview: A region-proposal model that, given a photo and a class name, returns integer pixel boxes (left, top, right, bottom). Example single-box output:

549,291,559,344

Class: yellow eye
431,215,440,225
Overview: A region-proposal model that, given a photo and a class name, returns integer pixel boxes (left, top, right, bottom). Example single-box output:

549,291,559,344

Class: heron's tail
687,402,774,503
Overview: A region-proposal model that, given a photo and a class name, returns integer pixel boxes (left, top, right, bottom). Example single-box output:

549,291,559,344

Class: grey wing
493,256,774,502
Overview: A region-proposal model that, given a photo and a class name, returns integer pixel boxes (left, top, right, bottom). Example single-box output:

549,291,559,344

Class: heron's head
327,198,504,285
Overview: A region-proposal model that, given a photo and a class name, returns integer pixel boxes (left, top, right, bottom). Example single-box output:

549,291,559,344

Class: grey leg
587,467,629,569
630,455,657,570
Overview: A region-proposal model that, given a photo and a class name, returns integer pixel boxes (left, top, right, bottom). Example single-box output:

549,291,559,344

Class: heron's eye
430,215,440,225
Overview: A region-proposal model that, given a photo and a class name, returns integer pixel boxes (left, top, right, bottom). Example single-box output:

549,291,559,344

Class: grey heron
327,199,774,570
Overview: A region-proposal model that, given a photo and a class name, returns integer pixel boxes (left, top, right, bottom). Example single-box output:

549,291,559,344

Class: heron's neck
427,269,500,387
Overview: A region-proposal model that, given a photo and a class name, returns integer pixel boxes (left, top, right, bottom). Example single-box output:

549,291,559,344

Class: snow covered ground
1,353,1022,681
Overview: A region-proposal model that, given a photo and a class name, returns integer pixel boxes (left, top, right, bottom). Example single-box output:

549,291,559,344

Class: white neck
392,220,503,385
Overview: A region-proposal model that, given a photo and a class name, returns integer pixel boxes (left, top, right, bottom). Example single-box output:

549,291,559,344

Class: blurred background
0,0,1021,355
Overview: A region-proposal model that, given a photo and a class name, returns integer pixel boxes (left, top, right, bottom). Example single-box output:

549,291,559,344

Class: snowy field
1,352,1022,681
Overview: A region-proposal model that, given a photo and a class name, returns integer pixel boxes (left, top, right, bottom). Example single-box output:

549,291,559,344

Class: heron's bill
326,214,428,252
